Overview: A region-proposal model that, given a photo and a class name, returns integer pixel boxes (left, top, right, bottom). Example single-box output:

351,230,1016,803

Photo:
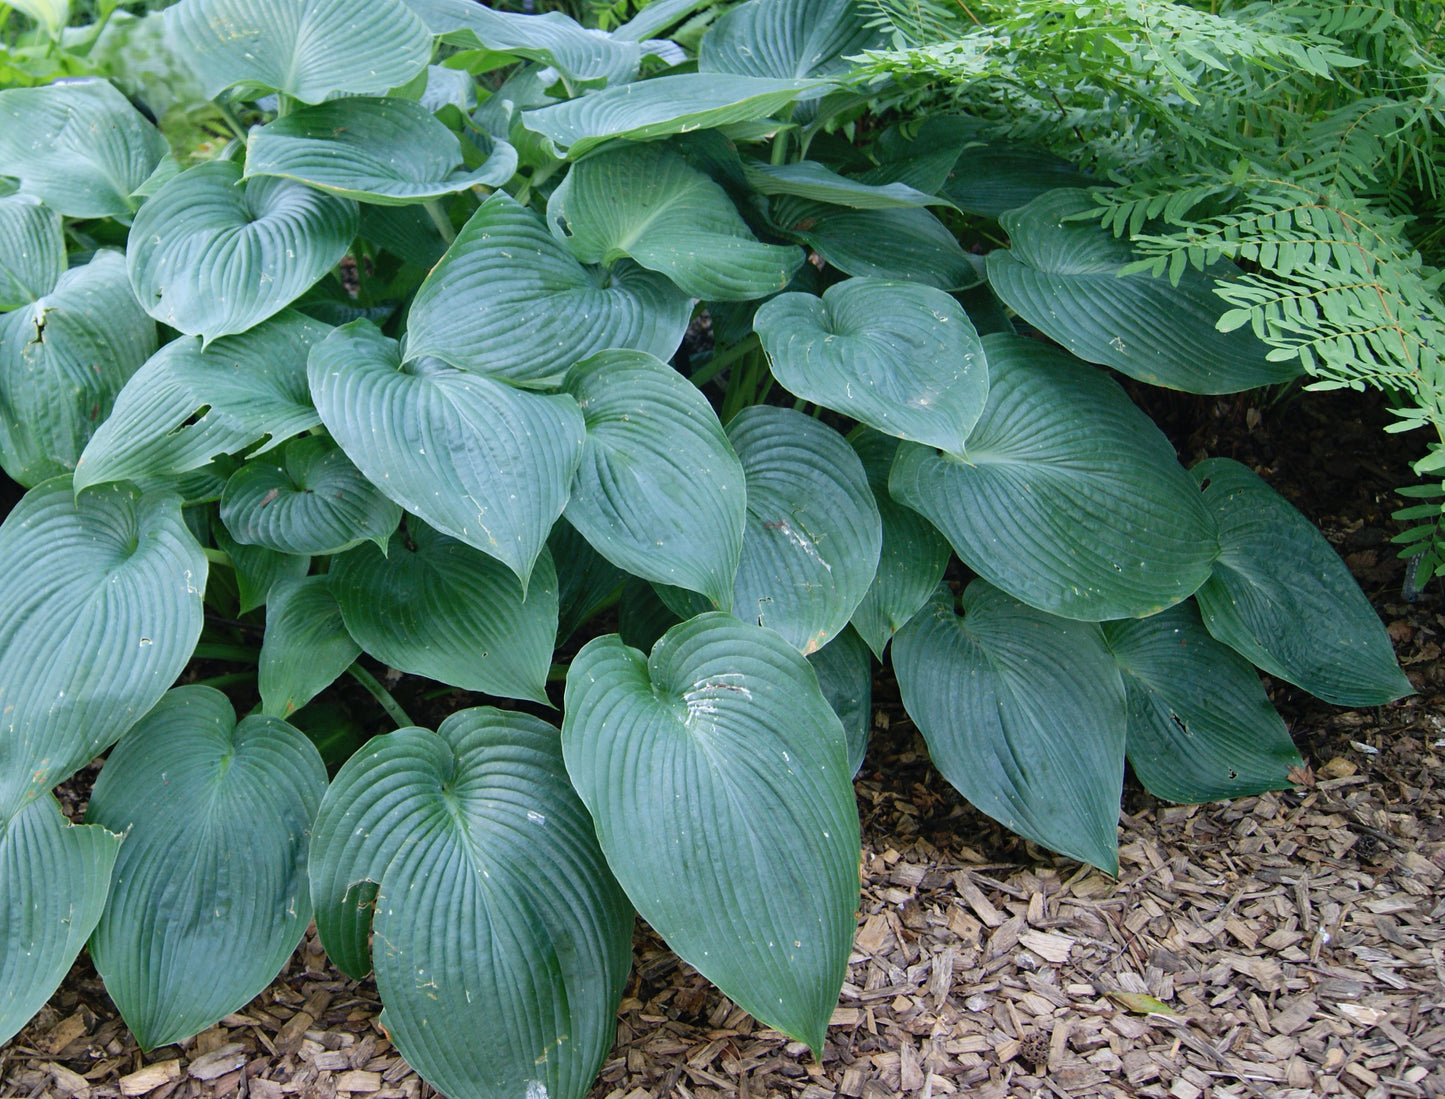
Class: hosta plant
0,0,1414,1095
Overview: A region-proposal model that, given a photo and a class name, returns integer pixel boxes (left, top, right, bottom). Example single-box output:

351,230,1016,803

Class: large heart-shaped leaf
0,797,120,1047
940,142,1093,218
165,0,433,103
743,160,944,209
220,436,401,556
86,687,326,1050
0,251,156,487
0,80,168,218
894,582,1126,872
808,625,871,778
725,406,881,653
330,522,557,704
698,0,880,79
1192,458,1413,706
403,0,641,86
0,479,205,820
755,277,988,456
562,615,860,1051
522,72,828,159
310,321,584,585
309,708,633,1099
986,189,1299,394
1102,602,1302,803
128,161,357,343
890,334,1218,621
770,197,978,290
847,429,950,659
404,193,690,388
0,194,63,310
547,143,803,302
75,311,328,493
245,97,517,206
259,576,361,718
562,350,746,611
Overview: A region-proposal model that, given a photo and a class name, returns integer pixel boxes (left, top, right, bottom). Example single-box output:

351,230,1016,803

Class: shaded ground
1,386,1443,1099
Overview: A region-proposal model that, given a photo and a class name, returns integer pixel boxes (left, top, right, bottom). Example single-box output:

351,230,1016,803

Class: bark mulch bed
2,389,1443,1099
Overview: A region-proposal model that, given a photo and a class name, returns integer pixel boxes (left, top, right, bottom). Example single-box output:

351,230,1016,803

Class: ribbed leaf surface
221,436,401,556
987,189,1299,394
128,161,357,342
846,429,949,659
165,0,432,103
1192,458,1413,706
0,251,156,487
894,582,1126,872
75,311,327,493
0,194,63,309
1102,602,1302,803
522,72,826,159
698,0,879,79
890,334,1218,621
330,523,557,704
310,321,584,585
551,518,626,645
726,407,880,653
259,576,361,718
309,709,633,1099
940,142,1092,218
86,687,325,1049
562,350,746,610
771,197,978,290
245,97,517,205
744,159,943,208
405,193,689,387
0,797,120,1046
0,479,205,819
807,625,871,777
562,616,860,1051
403,0,641,85
0,80,167,218
755,277,988,456
212,519,310,614
548,144,803,301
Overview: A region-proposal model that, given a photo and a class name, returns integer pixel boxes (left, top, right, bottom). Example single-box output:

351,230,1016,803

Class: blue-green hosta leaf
1102,602,1302,803
330,522,557,704
808,625,871,778
0,195,63,310
310,321,584,585
5,0,67,36
698,0,880,79
894,582,1126,872
165,0,432,104
743,160,946,209
613,0,715,40
755,277,988,456
259,576,360,718
1192,458,1413,706
562,350,746,611
0,80,167,218
405,193,690,387
521,72,829,159
221,436,401,557
890,334,1218,621
245,97,517,206
771,197,978,291
551,518,625,645
211,518,310,614
75,312,327,494
420,64,476,113
846,429,949,659
403,0,641,86
986,189,1299,394
547,143,804,302
310,708,633,1099
85,687,326,1050
0,797,120,1047
0,251,156,487
128,161,357,343
940,142,1093,218
562,615,860,1051
0,479,205,820
726,406,880,654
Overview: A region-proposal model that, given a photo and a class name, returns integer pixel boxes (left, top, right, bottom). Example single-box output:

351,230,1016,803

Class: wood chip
119,1059,181,1096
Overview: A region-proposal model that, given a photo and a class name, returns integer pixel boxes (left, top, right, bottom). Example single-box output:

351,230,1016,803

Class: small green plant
0,1,1413,1097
